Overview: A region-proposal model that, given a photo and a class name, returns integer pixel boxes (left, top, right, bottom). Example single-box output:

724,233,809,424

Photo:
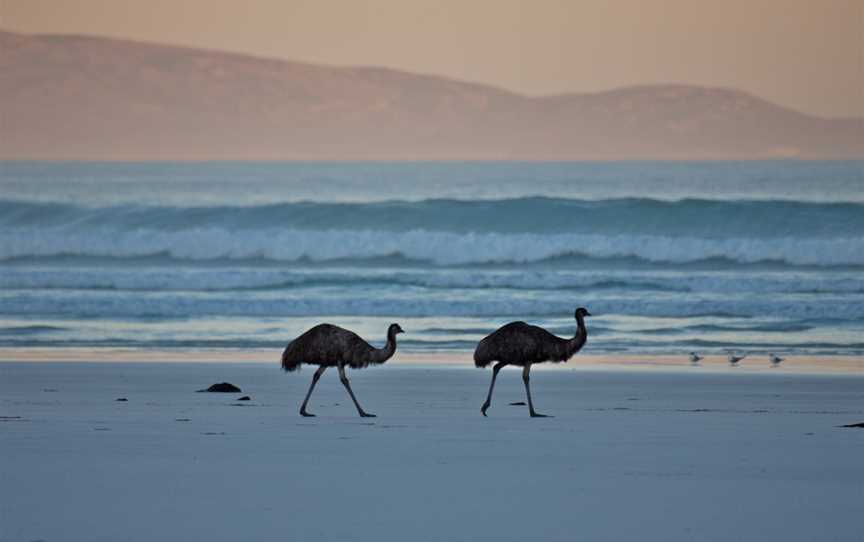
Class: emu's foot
359,412,377,418
300,410,316,417
481,402,490,417
530,412,552,418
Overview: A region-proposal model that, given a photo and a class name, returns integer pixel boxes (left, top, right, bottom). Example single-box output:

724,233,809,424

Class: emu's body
474,308,590,417
281,323,402,417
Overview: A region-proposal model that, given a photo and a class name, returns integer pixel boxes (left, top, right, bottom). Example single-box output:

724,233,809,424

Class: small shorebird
769,353,784,367
689,352,703,364
727,352,746,366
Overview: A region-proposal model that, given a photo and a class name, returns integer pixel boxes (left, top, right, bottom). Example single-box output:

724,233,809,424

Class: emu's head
388,323,405,337
574,307,592,319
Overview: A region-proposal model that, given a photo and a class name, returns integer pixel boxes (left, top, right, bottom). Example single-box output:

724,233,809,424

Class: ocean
1,160,862,356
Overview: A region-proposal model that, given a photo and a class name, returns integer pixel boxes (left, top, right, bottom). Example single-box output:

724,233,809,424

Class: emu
474,307,591,417
281,323,403,417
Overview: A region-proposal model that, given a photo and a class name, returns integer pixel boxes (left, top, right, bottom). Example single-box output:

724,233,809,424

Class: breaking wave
2,197,861,267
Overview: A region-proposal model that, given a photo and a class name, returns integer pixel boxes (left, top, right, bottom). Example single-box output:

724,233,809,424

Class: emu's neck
566,316,588,358
372,332,397,364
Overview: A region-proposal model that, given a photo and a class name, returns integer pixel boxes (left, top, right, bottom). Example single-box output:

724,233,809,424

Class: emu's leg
481,362,507,417
523,364,550,418
338,364,375,418
299,366,327,417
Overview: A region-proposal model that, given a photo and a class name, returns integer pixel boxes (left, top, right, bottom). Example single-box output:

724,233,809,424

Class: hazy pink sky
2,0,862,117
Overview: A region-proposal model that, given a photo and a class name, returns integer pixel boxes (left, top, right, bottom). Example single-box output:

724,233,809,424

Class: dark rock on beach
197,382,241,393
116,397,128,402
839,422,864,428
236,396,251,401
509,401,527,406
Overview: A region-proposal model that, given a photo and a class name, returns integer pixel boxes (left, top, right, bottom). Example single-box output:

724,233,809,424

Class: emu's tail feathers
281,343,301,372
473,338,494,368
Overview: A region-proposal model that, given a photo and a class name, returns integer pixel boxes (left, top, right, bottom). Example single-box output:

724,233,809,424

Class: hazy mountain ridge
1,30,861,160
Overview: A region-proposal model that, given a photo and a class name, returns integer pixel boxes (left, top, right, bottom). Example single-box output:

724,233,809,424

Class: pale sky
2,0,862,117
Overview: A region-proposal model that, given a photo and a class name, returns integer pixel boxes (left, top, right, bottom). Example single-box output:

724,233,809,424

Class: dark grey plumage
474,307,590,417
281,323,403,417
281,323,401,371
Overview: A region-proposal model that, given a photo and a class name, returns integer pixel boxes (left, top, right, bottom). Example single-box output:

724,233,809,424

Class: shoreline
1,347,861,374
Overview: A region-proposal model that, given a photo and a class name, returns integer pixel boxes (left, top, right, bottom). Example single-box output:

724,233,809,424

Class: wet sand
2,348,862,374
1,361,862,542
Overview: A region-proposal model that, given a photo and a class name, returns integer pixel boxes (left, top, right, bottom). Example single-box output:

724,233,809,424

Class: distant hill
1,30,861,160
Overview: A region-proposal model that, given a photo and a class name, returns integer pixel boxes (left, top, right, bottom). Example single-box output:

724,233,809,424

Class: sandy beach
4,348,862,373
2,360,862,542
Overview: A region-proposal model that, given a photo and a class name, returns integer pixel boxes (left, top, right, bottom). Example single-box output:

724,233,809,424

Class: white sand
1,361,863,542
